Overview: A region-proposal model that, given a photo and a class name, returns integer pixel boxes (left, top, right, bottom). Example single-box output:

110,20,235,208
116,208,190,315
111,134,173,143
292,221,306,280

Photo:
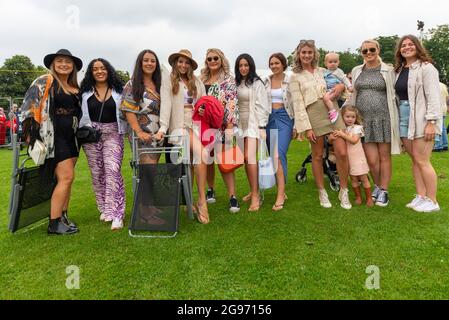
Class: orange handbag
217,140,244,173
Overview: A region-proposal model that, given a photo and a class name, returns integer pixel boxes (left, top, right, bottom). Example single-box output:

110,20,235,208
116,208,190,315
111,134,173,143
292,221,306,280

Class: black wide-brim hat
44,49,83,71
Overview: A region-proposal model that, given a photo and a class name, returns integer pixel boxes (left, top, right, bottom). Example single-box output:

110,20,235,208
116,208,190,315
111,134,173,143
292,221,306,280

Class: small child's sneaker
328,109,339,124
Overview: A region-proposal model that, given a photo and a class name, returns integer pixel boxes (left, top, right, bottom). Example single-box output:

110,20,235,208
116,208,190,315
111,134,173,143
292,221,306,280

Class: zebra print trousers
82,122,125,221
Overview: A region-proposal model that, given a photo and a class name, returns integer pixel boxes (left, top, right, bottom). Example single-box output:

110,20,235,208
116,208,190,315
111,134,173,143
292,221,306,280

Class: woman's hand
424,122,437,141
306,129,317,143
136,130,152,143
153,131,164,141
292,129,298,139
259,129,267,140
198,105,205,117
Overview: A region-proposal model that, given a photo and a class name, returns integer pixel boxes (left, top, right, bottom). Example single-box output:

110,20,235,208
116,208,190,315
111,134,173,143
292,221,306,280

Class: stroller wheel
329,174,340,192
296,168,307,183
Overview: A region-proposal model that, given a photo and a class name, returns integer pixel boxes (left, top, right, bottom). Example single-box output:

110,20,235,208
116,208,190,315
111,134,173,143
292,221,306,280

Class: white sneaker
319,189,332,208
414,198,440,213
406,195,425,209
338,188,352,210
111,219,124,230
100,213,113,222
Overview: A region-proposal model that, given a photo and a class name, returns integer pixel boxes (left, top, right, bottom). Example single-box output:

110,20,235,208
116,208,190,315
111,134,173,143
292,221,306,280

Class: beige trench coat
395,60,442,140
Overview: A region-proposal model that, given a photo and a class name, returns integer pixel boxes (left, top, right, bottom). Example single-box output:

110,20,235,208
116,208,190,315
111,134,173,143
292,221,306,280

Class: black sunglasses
207,56,220,62
361,48,377,55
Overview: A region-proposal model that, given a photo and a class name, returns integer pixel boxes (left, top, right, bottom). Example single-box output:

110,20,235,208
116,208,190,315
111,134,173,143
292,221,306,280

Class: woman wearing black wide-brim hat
21,49,83,235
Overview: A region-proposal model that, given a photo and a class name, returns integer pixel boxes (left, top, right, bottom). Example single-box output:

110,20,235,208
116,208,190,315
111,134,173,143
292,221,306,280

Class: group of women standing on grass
20,34,443,235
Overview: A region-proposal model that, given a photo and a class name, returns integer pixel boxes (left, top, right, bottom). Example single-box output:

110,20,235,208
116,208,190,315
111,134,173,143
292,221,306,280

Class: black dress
53,84,81,163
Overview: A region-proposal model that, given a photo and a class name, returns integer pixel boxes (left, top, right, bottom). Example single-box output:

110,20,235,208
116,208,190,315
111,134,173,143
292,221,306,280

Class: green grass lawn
0,139,448,300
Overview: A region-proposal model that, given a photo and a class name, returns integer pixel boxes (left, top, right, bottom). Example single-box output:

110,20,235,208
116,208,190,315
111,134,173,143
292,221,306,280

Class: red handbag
217,141,244,173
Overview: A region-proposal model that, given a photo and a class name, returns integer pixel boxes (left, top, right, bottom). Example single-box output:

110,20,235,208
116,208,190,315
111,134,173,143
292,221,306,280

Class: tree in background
338,50,364,73
424,24,449,85
373,35,399,65
0,55,47,99
116,70,130,84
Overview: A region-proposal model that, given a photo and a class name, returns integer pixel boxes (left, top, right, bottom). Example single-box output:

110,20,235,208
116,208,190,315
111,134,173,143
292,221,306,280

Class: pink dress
346,124,369,176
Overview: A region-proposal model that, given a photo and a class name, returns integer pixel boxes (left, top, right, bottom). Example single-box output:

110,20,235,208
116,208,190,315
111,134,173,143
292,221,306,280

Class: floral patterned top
120,80,163,147
206,74,238,131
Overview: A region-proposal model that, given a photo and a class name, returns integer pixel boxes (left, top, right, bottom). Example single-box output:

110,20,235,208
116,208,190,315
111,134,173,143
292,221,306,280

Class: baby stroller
295,136,340,192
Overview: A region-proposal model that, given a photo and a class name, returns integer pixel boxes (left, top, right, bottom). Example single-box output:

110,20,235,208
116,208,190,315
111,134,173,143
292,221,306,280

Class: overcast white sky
1,0,448,75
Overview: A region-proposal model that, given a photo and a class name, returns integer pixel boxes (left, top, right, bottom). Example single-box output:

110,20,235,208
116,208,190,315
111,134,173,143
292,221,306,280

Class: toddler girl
332,106,373,207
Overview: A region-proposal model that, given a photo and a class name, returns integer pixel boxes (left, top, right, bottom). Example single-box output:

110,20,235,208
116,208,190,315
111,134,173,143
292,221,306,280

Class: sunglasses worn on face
362,48,377,55
207,56,220,62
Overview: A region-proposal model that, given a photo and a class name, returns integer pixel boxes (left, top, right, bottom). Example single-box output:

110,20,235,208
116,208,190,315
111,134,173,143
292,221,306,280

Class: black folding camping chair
8,134,56,233
128,133,193,238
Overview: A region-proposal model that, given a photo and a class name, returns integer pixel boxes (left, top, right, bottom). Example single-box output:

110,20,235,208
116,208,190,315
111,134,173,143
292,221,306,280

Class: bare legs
243,137,259,210
402,138,438,202
190,129,209,223
310,135,348,190
363,143,391,190
51,158,77,219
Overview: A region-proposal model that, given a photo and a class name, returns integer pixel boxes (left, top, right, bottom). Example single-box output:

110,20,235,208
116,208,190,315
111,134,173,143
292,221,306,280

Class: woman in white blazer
234,53,271,212
154,49,209,224
394,35,441,212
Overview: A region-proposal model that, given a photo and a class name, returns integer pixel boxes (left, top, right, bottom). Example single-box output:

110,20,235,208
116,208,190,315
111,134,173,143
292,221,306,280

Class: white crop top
183,86,194,105
271,88,283,104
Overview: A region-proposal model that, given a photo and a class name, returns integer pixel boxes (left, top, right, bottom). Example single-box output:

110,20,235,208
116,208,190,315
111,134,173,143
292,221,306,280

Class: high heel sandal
196,203,209,224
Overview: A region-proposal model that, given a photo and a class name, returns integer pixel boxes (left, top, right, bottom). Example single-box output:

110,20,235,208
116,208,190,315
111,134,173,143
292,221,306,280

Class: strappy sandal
248,198,261,212
196,203,209,224
272,202,284,211
242,193,252,202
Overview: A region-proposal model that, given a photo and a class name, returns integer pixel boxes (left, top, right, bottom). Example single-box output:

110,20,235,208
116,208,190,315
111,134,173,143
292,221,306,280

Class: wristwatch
258,126,266,129
429,120,437,125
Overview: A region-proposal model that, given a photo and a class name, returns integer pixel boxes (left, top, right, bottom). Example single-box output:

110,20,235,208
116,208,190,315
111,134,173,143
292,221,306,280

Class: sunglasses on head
298,39,315,48
207,56,220,62
361,48,377,55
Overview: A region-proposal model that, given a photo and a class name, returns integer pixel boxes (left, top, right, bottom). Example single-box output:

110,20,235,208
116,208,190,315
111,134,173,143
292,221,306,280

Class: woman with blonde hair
289,40,351,209
154,49,209,223
200,48,240,213
346,39,401,207
21,49,83,235
394,34,441,212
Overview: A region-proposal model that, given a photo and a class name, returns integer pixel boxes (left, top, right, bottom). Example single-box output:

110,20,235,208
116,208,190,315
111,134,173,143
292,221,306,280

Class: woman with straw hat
154,49,209,224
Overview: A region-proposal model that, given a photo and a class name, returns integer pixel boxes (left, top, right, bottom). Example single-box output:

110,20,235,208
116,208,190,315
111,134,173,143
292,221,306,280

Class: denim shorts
399,100,410,138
